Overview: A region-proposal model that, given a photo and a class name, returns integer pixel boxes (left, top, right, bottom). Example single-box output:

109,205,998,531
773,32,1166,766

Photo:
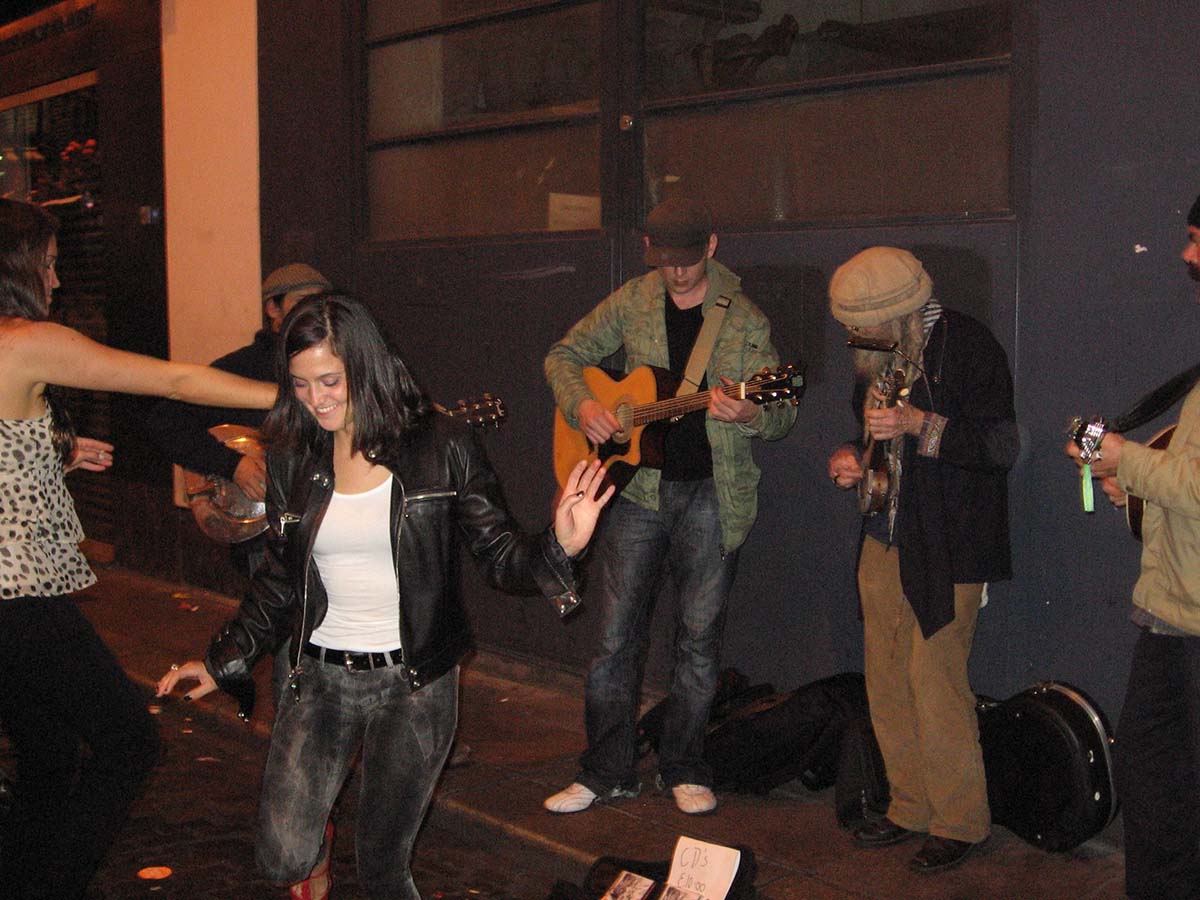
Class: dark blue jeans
1114,628,1200,900
579,479,739,793
0,596,160,900
257,659,458,900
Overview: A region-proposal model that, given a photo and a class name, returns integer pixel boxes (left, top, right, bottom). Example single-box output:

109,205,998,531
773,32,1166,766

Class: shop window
366,1,602,240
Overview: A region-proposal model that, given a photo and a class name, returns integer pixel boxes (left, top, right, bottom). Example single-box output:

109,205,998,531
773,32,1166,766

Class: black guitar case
636,671,868,795
977,681,1118,851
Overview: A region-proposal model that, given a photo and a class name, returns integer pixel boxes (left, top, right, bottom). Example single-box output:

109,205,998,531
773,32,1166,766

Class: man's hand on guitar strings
233,454,268,502
864,391,925,442
709,377,760,424
577,398,625,444
1100,477,1128,508
553,459,616,557
1065,432,1124,479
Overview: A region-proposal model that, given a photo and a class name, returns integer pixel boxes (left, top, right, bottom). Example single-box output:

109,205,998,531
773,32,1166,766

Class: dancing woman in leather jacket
159,293,612,900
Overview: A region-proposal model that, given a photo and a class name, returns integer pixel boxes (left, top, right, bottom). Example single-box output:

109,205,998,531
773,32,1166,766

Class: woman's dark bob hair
263,292,430,462
0,198,73,458
0,197,57,319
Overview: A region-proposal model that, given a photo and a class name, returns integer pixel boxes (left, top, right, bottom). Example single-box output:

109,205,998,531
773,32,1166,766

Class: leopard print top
0,411,96,598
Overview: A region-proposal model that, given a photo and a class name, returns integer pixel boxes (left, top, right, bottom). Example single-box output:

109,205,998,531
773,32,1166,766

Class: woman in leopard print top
0,198,275,900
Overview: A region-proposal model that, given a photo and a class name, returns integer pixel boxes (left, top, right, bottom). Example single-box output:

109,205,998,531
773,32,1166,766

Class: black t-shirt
662,297,714,481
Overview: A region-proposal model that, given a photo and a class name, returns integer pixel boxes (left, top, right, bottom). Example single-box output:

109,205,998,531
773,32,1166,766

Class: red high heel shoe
289,820,334,900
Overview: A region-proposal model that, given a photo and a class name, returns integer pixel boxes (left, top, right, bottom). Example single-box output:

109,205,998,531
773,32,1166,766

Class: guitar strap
1110,360,1200,434
676,295,731,397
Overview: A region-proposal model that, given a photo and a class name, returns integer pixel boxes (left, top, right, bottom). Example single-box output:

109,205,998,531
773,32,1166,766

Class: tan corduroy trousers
857,536,991,843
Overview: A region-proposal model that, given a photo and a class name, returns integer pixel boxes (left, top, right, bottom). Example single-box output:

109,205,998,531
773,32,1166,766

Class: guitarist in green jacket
543,196,795,816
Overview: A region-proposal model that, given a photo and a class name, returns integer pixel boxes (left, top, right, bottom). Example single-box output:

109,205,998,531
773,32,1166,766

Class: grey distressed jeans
256,659,458,900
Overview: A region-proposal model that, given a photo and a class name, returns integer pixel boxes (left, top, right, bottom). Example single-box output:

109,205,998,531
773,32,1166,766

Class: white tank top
308,475,401,652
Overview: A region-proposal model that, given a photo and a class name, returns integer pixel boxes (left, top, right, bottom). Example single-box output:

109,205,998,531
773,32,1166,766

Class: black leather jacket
205,412,580,716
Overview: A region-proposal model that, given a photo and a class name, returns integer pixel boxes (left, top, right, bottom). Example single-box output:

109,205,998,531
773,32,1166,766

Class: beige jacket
1118,382,1200,634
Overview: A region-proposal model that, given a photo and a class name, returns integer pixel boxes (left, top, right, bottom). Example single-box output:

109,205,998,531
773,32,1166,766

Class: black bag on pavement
636,667,775,759
704,672,869,794
834,715,890,829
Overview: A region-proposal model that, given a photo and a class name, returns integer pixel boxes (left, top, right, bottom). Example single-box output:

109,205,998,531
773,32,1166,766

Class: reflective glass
368,2,599,138
368,122,600,240
644,70,1009,221
645,0,1010,100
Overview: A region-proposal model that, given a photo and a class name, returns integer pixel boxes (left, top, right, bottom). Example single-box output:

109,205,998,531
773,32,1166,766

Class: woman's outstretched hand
553,459,615,557
65,436,114,473
155,660,218,703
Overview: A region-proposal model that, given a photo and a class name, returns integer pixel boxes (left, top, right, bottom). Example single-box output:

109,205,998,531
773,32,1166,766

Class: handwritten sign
665,835,741,900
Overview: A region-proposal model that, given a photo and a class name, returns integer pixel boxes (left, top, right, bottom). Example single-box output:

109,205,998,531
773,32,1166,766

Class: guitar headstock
745,363,806,406
439,394,507,429
1067,415,1107,463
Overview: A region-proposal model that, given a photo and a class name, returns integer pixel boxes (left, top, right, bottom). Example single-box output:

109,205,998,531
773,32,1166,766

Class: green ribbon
1081,463,1095,513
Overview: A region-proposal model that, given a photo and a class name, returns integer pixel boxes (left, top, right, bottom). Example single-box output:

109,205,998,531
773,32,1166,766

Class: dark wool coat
852,308,1019,638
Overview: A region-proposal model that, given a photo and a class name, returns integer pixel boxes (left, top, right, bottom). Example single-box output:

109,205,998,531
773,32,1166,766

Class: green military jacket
544,259,796,552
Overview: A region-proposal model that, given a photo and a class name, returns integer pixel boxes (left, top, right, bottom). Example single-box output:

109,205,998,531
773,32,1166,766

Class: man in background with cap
1064,195,1200,899
148,262,331,544
543,196,795,816
827,246,1017,873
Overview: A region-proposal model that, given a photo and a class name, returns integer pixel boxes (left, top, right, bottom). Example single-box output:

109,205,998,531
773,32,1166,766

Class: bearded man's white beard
851,311,927,385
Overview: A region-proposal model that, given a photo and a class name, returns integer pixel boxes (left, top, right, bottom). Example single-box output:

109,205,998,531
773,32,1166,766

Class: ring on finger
170,663,180,671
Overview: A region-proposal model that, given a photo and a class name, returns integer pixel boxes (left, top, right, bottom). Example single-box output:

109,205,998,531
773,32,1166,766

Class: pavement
49,566,1130,899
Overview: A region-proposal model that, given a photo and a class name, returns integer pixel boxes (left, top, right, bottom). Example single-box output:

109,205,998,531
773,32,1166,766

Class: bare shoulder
0,318,85,354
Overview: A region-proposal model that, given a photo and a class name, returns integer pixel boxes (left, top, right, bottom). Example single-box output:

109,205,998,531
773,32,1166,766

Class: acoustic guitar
552,363,804,493
185,395,507,544
1066,416,1176,541
858,368,908,516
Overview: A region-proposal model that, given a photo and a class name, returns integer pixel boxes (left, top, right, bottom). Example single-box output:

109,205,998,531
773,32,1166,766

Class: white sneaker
672,783,716,815
544,782,639,813
544,782,599,813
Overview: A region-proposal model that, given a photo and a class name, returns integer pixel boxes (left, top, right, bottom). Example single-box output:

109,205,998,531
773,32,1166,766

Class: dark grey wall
1003,2,1200,717
259,1,1200,729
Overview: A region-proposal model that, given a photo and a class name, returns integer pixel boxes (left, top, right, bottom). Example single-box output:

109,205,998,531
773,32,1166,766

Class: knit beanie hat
828,246,933,328
261,263,331,300
1189,193,1200,228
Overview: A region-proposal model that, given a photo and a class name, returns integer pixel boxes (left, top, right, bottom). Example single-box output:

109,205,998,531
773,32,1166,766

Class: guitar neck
629,381,757,426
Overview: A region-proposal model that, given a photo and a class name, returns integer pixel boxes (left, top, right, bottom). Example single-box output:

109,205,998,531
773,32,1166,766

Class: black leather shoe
854,818,921,847
908,835,980,873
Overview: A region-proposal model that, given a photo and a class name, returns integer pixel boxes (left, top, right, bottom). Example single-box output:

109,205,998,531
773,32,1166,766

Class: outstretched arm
11,320,275,409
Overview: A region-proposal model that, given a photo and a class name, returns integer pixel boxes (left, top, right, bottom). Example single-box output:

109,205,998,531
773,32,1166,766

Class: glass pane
0,84,98,205
368,0,556,39
645,0,1010,100
368,122,600,240
644,71,1009,222
368,2,599,138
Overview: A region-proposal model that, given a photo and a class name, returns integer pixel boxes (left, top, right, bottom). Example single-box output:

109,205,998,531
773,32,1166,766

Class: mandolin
858,368,908,516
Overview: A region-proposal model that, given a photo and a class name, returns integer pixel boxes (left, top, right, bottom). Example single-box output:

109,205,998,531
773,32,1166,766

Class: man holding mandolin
1064,193,1200,900
827,247,1019,874
543,196,796,816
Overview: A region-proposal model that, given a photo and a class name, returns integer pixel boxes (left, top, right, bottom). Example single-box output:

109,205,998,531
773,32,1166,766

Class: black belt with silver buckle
302,641,401,672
